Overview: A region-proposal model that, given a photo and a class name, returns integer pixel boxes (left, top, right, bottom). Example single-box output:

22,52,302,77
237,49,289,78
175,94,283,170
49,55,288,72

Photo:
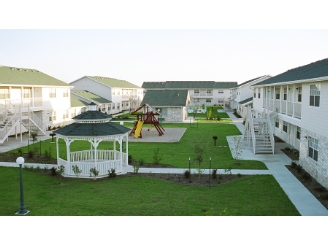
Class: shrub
108,168,117,178
301,172,311,180
319,192,328,199
284,147,291,151
133,164,140,174
89,167,99,179
139,158,145,166
291,161,297,168
184,170,191,179
313,184,325,192
237,173,242,178
57,165,65,175
28,149,35,159
128,155,133,164
72,165,82,177
212,169,217,179
17,148,24,156
296,164,303,173
50,167,57,176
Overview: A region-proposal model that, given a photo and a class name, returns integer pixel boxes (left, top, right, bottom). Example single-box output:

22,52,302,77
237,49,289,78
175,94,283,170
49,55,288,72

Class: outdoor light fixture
15,157,30,215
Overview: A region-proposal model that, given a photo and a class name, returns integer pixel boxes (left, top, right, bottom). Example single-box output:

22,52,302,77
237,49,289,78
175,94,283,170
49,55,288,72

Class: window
308,137,319,161
275,118,279,128
275,87,280,99
218,90,224,94
258,88,260,99
194,89,199,94
49,111,56,121
63,110,69,119
49,88,56,98
283,121,288,132
310,84,320,107
283,87,287,100
297,87,302,102
254,91,256,98
206,99,212,103
0,88,9,99
207,89,212,94
23,88,31,98
296,126,301,140
63,88,69,97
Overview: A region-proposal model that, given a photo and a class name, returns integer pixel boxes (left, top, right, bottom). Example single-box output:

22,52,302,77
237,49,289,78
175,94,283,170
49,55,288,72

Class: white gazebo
54,103,131,178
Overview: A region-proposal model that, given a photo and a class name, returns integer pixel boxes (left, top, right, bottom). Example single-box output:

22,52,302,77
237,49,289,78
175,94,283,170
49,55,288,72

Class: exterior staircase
244,107,275,154
0,102,46,144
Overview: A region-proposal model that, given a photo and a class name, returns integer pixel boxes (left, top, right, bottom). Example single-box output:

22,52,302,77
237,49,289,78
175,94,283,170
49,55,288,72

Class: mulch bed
281,149,299,161
0,152,57,164
286,165,328,210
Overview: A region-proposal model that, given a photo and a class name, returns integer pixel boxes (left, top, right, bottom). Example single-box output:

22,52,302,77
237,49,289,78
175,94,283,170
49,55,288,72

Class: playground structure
129,104,165,138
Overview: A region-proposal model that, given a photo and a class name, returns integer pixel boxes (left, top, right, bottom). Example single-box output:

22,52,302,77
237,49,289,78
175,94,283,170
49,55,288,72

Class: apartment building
142,81,237,108
70,76,144,114
250,58,328,189
0,66,72,143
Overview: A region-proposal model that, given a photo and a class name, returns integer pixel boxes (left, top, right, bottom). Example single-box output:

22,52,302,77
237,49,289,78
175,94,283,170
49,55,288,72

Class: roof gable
141,90,189,107
254,58,328,86
0,66,69,86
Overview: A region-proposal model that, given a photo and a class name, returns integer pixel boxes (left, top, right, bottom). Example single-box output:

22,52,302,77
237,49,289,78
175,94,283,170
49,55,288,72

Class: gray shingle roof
141,90,189,107
142,81,237,89
73,111,112,120
254,58,328,86
238,97,253,105
54,122,130,136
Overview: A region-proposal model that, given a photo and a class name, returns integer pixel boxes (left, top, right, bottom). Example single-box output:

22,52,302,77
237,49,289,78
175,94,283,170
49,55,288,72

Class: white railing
1,97,43,108
266,114,275,154
287,101,293,116
294,102,301,118
70,149,121,162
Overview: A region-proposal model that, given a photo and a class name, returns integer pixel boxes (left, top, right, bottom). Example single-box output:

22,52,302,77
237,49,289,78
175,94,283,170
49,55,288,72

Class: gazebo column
89,138,101,168
118,136,123,172
64,138,74,176
125,133,129,166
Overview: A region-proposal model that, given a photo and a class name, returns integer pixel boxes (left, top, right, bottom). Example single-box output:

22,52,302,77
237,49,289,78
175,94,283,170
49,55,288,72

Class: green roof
0,66,70,86
71,90,111,104
254,58,328,86
142,81,238,89
54,122,130,136
141,90,189,107
87,76,140,88
70,95,89,107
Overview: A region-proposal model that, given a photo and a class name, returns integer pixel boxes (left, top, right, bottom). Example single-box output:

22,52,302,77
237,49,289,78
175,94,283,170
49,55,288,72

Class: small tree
153,148,163,164
231,136,243,165
193,142,206,180
206,108,212,120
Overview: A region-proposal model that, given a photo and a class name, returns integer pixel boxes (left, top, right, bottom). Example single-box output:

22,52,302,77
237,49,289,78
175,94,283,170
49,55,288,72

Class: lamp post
15,157,30,215
209,157,211,188
189,157,191,183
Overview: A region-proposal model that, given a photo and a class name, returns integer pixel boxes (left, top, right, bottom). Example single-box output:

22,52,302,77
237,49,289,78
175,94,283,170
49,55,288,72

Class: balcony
192,92,213,98
264,99,301,119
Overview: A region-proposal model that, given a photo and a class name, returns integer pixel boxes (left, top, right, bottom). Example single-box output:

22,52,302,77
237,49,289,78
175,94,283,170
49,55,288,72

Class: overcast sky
1,1,328,88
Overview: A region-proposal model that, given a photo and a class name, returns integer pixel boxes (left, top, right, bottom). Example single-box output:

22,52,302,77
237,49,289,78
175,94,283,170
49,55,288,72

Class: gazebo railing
57,150,128,178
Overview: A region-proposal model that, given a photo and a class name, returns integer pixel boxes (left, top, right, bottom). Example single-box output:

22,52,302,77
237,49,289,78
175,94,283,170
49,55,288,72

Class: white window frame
308,136,319,161
310,84,320,107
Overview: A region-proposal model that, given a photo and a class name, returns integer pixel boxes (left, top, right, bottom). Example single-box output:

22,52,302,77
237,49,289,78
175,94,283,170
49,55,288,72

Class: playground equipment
129,104,165,138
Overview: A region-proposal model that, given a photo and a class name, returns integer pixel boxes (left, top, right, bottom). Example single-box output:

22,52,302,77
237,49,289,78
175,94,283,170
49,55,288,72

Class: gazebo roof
73,111,112,120
54,122,130,136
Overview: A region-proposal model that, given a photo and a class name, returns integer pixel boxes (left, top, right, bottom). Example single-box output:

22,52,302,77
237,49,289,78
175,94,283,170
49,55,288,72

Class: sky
1,1,328,88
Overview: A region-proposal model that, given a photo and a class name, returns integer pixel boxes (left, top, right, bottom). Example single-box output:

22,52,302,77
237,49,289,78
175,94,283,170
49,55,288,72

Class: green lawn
9,122,266,170
0,167,300,216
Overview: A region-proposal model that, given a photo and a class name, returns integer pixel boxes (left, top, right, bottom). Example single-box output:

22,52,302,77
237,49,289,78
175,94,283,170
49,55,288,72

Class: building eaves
71,90,111,104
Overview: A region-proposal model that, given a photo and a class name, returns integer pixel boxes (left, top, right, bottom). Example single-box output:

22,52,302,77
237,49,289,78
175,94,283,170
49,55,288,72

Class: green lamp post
15,157,30,215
